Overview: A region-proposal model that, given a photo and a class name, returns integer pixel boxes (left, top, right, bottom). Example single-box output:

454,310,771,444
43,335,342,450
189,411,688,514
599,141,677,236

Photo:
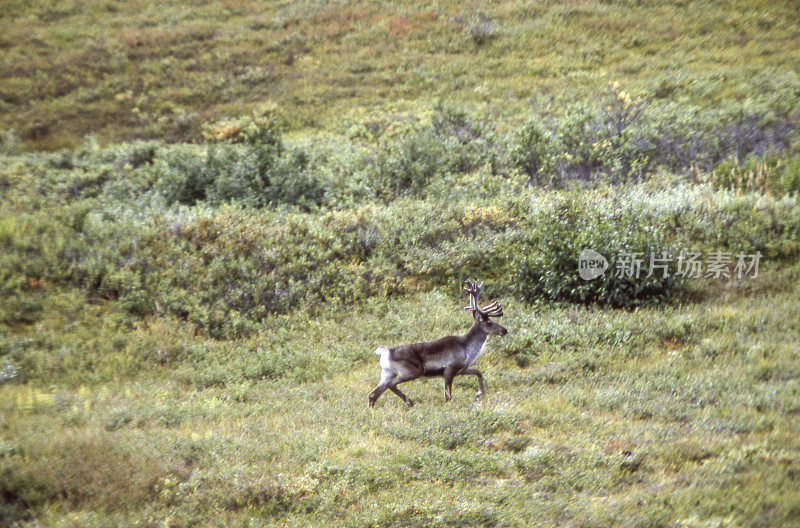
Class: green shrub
348,105,501,200
2,176,797,337
641,95,798,173
467,14,496,46
201,106,283,147
0,129,21,155
152,120,323,209
511,84,799,186
151,148,212,205
367,130,448,200
262,147,324,210
2,96,799,337
713,153,800,197
510,121,548,184
511,87,652,185
93,141,159,168
0,358,21,384
510,194,682,307
430,102,499,174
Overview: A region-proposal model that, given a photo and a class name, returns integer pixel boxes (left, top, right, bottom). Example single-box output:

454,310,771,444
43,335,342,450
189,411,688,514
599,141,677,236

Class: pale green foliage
510,83,800,186
2,2,800,525
3,281,800,526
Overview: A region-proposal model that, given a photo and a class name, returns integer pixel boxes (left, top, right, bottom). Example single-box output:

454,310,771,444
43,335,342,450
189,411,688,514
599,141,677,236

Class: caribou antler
464,279,503,319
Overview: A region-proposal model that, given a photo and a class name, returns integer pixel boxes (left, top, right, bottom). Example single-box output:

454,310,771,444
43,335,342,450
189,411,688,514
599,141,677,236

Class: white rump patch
374,346,391,370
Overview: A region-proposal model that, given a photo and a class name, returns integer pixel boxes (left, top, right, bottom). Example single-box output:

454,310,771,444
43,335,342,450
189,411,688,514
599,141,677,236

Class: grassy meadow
2,1,800,527
2,0,800,149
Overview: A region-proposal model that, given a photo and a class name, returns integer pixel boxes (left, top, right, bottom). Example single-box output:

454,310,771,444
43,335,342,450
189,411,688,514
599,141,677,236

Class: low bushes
712,153,800,197
510,83,799,185
1,88,798,336
153,109,324,209
510,195,681,307
2,177,798,337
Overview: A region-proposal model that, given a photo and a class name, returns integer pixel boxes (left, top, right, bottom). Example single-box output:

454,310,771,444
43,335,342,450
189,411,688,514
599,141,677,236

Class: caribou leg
389,385,414,407
459,368,486,398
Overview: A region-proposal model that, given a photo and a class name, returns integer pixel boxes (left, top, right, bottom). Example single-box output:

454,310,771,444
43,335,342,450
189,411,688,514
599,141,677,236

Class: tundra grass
2,262,799,527
1,0,799,149
3,0,800,525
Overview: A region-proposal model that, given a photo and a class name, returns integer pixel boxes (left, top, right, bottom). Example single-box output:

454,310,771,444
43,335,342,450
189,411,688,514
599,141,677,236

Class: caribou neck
464,320,488,347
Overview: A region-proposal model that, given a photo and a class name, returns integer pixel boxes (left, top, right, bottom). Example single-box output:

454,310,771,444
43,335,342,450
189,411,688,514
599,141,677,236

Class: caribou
368,280,508,408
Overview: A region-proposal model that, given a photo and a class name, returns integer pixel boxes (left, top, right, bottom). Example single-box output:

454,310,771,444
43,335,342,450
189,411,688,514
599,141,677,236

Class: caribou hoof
404,400,415,408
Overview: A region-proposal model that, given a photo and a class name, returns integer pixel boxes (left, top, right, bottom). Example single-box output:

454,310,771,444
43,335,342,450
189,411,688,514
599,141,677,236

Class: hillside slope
1,0,799,149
